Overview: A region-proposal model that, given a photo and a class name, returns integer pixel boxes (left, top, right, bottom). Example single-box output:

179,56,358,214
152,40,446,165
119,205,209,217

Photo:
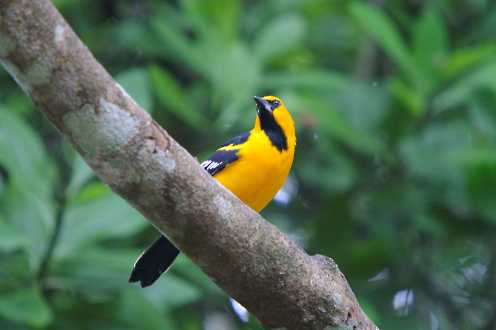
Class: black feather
257,105,287,151
263,128,287,152
219,131,250,148
129,236,180,288
201,149,240,176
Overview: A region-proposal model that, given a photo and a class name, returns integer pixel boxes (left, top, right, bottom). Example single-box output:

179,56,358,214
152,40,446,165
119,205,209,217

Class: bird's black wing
200,131,249,176
219,131,250,148
201,149,240,176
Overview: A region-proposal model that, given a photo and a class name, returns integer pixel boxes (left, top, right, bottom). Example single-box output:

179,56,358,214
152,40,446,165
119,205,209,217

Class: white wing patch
201,149,239,176
201,160,221,172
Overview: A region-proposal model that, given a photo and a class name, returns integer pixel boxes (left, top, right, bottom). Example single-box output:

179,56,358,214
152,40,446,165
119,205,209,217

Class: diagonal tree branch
0,1,378,329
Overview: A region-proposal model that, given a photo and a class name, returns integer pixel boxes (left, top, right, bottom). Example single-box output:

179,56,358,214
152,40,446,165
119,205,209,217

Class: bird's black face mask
254,96,287,151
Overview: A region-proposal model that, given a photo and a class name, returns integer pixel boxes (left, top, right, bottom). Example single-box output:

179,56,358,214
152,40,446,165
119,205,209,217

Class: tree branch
0,1,378,329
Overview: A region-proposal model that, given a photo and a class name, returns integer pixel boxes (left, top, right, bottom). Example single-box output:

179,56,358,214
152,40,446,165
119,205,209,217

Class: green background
1,0,496,329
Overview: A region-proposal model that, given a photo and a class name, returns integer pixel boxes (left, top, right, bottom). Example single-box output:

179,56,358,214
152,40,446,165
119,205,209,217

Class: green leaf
1,188,55,270
357,297,381,326
414,212,445,237
262,70,347,91
293,93,384,155
116,68,152,112
151,17,201,71
112,21,170,58
0,287,52,327
182,0,240,42
319,109,384,154
0,216,26,252
203,42,260,127
117,288,175,330
442,44,496,79
335,80,389,134
399,121,468,186
206,41,260,100
0,111,56,268
0,252,32,285
51,0,73,9
299,141,357,193
413,7,448,72
350,2,419,85
149,65,207,129
466,158,496,222
51,247,139,294
390,78,425,115
0,111,54,197
65,154,94,200
142,272,202,310
254,14,306,63
54,247,200,309
434,60,496,111
4,95,33,116
56,184,147,258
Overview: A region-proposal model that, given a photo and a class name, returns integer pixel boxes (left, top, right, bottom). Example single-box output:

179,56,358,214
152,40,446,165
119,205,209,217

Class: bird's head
253,95,296,151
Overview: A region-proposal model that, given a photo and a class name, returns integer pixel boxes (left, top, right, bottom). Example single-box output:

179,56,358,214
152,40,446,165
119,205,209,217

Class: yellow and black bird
129,95,296,287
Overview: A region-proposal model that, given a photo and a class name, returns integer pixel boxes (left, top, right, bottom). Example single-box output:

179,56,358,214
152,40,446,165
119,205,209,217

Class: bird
129,95,297,288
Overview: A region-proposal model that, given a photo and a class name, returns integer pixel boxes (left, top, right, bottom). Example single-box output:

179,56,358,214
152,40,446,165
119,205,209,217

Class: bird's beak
254,96,271,117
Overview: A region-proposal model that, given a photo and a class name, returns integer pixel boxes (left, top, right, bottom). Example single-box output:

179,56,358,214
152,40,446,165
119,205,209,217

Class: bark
0,1,379,329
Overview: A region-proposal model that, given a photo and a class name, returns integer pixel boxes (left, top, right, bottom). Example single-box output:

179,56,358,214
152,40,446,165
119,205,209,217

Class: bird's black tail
129,236,180,288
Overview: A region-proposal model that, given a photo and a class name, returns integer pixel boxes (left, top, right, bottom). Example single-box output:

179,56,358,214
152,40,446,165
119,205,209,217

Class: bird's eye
271,100,280,109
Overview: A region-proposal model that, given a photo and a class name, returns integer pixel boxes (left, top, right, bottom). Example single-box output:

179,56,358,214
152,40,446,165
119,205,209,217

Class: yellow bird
129,95,296,287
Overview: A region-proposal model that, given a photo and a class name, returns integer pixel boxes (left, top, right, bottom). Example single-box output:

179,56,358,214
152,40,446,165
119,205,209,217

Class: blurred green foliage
1,0,496,329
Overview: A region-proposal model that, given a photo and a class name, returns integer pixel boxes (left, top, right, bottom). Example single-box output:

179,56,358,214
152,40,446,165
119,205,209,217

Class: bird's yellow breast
213,130,295,212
